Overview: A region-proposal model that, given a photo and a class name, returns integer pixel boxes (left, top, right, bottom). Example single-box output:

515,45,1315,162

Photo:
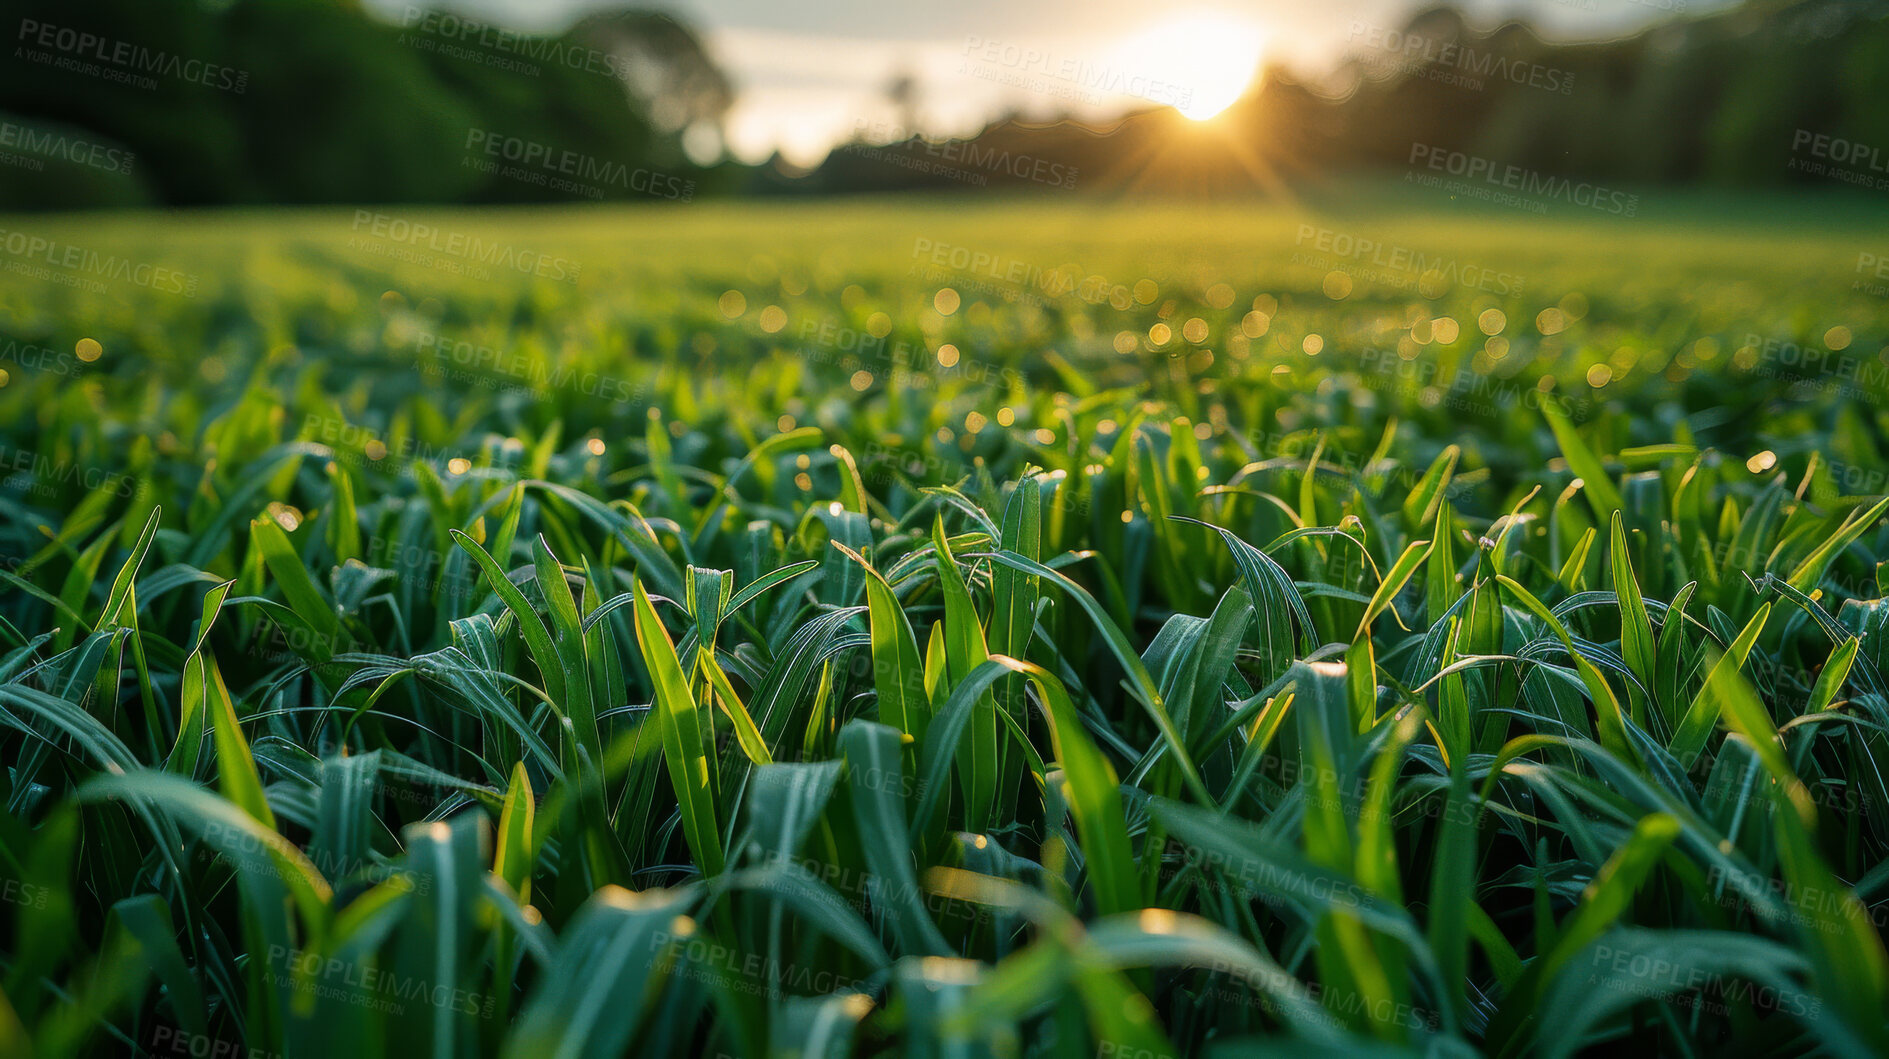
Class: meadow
1,193,1887,1057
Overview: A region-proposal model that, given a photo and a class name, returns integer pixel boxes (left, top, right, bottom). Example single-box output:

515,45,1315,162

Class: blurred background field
4,189,1882,482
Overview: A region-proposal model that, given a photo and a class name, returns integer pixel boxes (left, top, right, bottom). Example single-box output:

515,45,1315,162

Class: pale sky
368,0,1731,165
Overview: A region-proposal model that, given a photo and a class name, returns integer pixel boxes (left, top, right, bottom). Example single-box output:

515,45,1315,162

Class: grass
1,193,1887,1057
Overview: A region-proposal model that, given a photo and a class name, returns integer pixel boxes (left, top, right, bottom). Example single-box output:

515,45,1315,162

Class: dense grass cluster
1,198,1887,1057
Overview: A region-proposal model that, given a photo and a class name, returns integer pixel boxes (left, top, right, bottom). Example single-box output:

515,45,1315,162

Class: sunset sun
1123,11,1265,120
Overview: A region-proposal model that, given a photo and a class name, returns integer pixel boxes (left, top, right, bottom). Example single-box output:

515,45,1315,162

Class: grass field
2,194,1888,1057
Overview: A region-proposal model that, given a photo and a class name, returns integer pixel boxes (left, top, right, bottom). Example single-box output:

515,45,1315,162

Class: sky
366,0,1731,166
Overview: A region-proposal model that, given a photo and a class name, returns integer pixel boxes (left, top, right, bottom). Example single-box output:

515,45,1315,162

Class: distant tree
884,69,919,136
570,12,733,142
0,0,727,207
1834,16,1889,170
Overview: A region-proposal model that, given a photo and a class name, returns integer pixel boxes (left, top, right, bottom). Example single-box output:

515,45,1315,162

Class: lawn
1,193,1887,1057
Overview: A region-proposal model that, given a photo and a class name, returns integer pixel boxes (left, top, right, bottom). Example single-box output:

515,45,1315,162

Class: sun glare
1124,12,1264,121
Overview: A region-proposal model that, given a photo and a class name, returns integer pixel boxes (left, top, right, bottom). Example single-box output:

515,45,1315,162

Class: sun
1122,11,1264,121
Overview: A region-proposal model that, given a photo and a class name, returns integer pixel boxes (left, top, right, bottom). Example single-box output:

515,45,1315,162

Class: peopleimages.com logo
1347,21,1575,95
1407,143,1639,216
16,19,248,93
1790,130,1889,191
1792,131,1889,174
961,36,1193,110
0,229,200,296
1294,223,1526,296
397,7,628,79
349,211,582,282
0,121,134,174
463,129,695,202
